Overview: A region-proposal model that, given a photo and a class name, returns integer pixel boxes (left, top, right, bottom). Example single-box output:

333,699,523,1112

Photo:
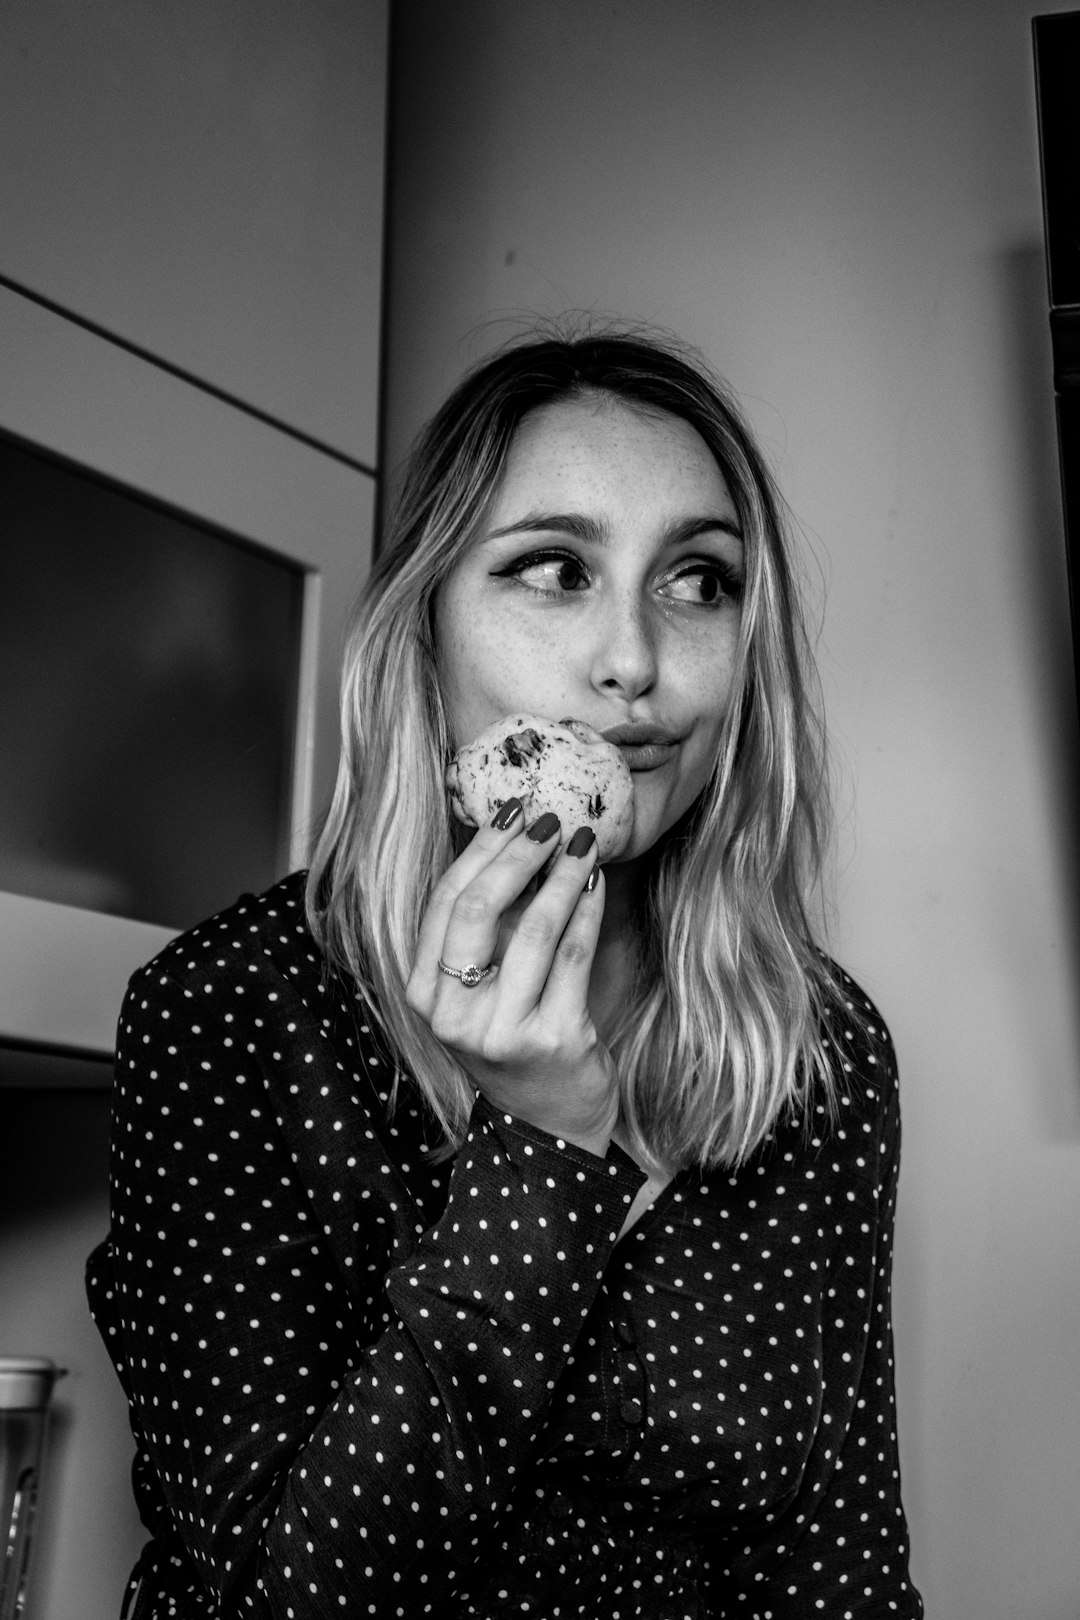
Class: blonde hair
307,324,846,1171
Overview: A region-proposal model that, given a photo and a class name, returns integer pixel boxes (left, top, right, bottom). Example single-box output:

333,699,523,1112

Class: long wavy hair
307,324,847,1172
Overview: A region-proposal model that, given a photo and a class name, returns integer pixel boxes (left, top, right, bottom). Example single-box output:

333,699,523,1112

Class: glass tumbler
0,1358,57,1620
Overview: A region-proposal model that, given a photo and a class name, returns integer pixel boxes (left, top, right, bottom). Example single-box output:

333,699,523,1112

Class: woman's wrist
477,1057,618,1157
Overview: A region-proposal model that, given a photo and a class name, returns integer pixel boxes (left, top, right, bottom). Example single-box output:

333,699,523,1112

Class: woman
88,328,922,1618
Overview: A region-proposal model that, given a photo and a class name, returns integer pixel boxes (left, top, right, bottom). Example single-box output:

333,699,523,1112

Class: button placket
611,1314,647,1432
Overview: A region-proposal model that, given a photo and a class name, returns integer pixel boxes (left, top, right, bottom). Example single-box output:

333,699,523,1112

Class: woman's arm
104,948,644,1619
702,1053,922,1618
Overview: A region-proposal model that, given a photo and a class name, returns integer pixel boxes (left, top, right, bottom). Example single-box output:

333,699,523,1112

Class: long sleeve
703,1025,922,1618
89,883,921,1619
95,902,644,1618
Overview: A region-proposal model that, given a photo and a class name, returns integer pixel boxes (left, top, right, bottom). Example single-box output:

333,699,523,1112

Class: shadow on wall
998,241,1080,1141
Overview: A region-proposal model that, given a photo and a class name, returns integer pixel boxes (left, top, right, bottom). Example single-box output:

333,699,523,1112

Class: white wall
383,2,1080,1614
0,0,385,464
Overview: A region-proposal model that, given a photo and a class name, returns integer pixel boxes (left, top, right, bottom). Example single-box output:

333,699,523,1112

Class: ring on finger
438,959,498,989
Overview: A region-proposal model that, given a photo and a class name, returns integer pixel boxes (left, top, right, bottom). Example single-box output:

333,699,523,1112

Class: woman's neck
596,851,645,944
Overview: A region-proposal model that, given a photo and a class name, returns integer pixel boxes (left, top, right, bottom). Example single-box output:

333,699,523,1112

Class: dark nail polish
491,797,523,830
526,811,561,843
585,864,601,893
565,826,596,859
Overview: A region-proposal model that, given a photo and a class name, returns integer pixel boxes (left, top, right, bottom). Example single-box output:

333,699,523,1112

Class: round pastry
445,714,634,860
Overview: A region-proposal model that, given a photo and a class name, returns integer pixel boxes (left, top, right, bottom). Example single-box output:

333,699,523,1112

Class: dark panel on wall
1033,11,1080,697
1033,12,1080,307
0,432,304,929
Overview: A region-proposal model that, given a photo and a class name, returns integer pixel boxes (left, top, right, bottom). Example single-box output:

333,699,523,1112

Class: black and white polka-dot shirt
87,874,922,1618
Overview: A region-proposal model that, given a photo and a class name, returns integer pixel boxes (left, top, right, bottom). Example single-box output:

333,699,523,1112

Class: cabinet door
0,1,387,1060
0,287,377,1057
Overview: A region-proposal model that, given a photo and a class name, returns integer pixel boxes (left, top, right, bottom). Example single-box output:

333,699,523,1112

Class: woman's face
433,393,745,862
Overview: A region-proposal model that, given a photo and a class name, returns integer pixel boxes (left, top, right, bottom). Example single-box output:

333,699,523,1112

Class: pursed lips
601,722,682,772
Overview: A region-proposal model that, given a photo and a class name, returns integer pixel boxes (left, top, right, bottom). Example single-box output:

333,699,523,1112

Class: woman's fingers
432,812,563,980
412,800,524,964
487,827,601,1021
411,816,611,1148
531,861,605,1028
408,802,556,1009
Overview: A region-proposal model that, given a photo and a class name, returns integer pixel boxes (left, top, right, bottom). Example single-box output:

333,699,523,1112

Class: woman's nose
588,593,658,701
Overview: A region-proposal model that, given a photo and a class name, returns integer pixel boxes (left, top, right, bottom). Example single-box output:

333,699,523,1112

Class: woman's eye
497,552,589,596
661,564,740,606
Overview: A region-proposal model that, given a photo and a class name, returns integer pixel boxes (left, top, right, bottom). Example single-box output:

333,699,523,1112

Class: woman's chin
606,780,708,870
606,809,666,868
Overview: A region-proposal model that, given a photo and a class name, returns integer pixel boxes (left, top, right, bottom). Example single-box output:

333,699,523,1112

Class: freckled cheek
488,613,575,680
440,610,577,736
667,628,738,715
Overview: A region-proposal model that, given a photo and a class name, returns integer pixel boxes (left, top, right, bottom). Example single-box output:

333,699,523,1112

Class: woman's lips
600,724,682,773
617,741,678,771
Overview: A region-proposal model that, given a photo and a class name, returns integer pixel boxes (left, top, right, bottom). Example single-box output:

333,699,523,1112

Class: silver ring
438,959,497,989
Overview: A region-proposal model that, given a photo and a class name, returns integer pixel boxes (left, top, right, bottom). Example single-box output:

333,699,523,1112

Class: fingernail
585,864,601,893
565,826,596,859
526,811,561,843
491,797,523,830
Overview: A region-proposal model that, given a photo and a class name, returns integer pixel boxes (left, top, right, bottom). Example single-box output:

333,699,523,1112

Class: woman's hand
405,800,617,1155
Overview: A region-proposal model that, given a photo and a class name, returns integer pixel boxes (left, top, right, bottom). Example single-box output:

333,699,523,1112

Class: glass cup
0,1358,58,1620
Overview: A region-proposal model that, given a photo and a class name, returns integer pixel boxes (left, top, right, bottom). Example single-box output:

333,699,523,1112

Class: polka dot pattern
87,874,921,1617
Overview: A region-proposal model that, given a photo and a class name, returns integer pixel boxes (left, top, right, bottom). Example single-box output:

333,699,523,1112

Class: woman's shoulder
128,870,325,1002
820,955,896,1062
814,954,902,1142
115,871,400,1093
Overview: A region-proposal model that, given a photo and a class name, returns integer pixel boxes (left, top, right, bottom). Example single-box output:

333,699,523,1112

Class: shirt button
614,1320,635,1346
619,1399,643,1425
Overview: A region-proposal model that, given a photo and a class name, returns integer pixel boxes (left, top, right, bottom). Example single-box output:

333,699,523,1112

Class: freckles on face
434,570,574,744
432,394,745,856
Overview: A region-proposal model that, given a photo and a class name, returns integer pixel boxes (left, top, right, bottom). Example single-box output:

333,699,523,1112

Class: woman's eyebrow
486,511,744,546
486,511,606,544
667,515,744,547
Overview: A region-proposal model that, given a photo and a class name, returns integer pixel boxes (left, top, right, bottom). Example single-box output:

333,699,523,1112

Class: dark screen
0,433,304,928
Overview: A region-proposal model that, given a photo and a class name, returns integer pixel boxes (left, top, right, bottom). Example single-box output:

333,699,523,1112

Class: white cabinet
0,4,387,1059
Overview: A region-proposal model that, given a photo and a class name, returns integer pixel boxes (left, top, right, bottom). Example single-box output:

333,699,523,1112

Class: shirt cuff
470,1092,647,1207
